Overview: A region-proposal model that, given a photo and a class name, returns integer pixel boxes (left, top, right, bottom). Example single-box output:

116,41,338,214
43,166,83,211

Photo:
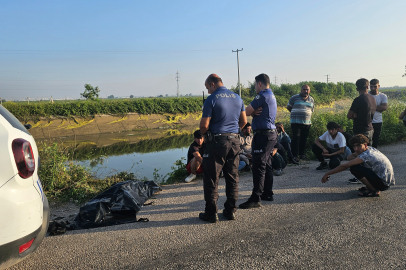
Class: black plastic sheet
73,180,161,229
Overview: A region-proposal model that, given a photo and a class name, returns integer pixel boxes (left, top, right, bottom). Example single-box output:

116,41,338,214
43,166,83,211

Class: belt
253,129,276,135
213,133,238,137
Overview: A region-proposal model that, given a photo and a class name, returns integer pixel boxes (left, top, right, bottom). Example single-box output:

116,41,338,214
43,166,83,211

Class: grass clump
38,142,133,203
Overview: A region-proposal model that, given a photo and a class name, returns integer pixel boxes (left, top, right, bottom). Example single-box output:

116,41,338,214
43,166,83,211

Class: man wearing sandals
321,134,394,197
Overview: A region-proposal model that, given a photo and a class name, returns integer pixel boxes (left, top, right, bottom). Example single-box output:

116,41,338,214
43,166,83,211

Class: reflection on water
55,129,196,180
78,147,189,180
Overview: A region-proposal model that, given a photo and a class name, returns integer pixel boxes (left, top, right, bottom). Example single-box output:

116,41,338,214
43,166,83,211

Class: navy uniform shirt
250,88,277,131
202,86,245,134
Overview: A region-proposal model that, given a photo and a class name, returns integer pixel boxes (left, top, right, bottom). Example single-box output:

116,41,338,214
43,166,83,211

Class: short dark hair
356,78,369,91
326,121,339,130
194,130,203,139
370,78,379,85
255,74,270,87
242,122,251,130
301,84,310,89
206,74,223,85
349,134,369,146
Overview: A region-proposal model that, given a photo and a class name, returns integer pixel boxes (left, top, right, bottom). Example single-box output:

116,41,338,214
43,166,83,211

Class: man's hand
322,148,329,155
322,153,332,157
321,174,330,183
280,124,285,133
246,153,252,158
272,148,278,156
253,107,262,116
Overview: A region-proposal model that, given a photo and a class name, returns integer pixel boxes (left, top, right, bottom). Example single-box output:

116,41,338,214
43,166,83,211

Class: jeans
311,144,343,169
372,122,382,148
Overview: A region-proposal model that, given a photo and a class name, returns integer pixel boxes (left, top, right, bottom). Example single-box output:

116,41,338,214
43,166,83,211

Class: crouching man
312,121,347,170
321,134,395,197
185,130,206,182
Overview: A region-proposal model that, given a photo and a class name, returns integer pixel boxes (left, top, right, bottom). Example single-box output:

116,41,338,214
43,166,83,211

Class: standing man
239,73,278,209
369,79,387,148
347,78,376,146
287,85,315,162
199,74,247,223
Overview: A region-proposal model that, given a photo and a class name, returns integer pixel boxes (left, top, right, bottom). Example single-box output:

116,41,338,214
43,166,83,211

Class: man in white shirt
312,122,347,170
369,78,387,148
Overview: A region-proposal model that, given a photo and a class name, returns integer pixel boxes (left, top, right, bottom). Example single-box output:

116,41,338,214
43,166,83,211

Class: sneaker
222,209,236,220
274,169,283,176
316,162,328,170
348,178,361,184
199,212,219,223
239,200,261,209
185,173,196,183
290,158,300,165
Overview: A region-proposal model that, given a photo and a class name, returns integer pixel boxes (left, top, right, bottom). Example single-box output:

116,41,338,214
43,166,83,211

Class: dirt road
10,141,406,270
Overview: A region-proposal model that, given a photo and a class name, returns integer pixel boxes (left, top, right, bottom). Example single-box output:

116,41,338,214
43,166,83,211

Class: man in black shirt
347,78,376,146
185,130,206,182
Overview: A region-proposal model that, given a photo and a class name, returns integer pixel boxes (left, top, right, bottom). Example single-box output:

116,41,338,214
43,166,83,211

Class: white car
0,105,49,269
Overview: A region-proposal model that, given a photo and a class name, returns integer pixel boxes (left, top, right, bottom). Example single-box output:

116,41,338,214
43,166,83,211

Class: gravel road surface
9,141,406,270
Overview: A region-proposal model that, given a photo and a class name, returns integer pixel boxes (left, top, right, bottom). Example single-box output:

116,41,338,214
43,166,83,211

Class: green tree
108,95,115,99
81,84,100,100
130,95,134,98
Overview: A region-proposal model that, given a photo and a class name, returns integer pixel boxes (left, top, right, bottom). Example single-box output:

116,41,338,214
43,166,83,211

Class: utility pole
274,76,278,85
232,48,243,96
175,71,180,98
325,74,330,83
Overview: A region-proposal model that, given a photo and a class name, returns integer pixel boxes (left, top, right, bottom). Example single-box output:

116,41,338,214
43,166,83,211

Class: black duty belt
253,129,276,135
213,133,238,137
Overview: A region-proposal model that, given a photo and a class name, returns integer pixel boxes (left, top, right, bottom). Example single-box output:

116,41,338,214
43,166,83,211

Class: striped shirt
287,94,314,125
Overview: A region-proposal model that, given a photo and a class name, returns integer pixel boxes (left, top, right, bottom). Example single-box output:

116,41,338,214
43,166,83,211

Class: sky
1,0,406,100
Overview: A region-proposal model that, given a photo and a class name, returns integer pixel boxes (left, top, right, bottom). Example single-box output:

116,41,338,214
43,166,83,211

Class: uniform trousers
250,131,277,202
202,135,240,215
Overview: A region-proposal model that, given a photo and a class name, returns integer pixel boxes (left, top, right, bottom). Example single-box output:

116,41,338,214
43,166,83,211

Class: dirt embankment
27,112,202,140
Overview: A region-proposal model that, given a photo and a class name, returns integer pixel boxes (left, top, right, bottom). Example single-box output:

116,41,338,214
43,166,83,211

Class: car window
0,105,31,135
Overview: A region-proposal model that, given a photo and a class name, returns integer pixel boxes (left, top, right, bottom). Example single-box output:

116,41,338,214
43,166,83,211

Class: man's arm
238,111,247,130
376,103,387,113
314,138,329,155
245,105,255,117
321,157,364,183
193,152,203,163
323,146,345,157
200,117,210,135
286,105,292,112
347,110,357,119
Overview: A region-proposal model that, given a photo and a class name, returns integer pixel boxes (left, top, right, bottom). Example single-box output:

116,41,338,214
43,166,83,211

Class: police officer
199,74,247,223
239,73,278,209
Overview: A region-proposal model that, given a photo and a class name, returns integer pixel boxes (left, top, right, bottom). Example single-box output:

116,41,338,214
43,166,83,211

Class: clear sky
1,0,405,100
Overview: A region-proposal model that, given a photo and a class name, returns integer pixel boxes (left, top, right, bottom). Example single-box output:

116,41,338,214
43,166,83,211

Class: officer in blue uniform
199,74,247,223
239,73,278,209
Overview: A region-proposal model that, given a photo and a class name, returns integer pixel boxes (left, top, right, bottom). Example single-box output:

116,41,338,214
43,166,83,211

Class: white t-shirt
369,92,388,123
319,131,346,151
